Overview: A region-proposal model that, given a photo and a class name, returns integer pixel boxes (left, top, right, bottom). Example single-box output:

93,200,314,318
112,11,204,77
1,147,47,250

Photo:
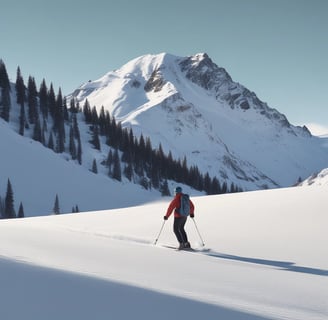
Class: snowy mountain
72,53,328,190
1,186,327,320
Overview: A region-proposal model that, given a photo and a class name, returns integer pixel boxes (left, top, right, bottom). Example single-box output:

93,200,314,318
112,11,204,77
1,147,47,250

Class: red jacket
165,193,195,218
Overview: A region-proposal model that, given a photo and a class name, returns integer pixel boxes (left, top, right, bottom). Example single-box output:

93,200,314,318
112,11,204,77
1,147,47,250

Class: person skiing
164,186,194,250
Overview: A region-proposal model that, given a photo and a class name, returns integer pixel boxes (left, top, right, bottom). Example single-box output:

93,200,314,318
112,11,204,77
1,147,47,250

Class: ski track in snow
58,224,328,278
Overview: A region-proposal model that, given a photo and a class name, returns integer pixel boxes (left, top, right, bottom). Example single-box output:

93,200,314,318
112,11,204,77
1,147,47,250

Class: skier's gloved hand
190,213,194,218
163,216,168,220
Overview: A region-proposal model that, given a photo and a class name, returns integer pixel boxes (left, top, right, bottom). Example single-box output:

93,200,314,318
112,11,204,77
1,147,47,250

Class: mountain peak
179,52,233,90
183,52,215,68
184,52,211,65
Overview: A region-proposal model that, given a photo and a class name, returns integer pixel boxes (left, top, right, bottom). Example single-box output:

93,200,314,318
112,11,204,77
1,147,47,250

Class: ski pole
192,218,205,247
154,220,166,245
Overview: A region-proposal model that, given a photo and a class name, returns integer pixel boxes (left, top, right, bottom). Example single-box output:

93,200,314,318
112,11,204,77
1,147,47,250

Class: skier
164,186,194,249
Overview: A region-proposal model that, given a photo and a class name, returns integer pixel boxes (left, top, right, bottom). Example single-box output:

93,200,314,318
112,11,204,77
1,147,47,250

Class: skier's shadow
206,251,328,276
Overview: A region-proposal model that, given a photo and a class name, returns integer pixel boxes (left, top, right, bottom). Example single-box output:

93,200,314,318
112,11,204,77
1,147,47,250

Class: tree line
80,98,242,194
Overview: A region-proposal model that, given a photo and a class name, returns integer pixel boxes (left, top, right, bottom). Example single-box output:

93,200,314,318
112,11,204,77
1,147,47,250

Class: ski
160,244,210,253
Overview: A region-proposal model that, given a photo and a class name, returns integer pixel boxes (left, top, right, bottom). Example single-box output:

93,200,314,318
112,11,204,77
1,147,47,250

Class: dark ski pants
173,216,188,243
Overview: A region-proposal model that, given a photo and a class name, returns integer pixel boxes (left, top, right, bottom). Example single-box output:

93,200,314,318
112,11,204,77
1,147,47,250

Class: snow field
0,186,327,320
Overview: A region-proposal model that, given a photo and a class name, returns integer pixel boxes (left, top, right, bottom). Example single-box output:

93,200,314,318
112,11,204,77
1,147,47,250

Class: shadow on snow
205,251,328,277
0,257,273,320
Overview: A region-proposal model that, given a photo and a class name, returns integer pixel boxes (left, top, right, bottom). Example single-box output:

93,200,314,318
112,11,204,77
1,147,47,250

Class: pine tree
63,96,69,121
0,59,11,122
123,162,133,181
221,181,228,194
27,76,38,124
0,87,11,122
112,149,122,181
156,143,165,177
71,113,82,163
204,172,211,194
19,104,26,136
91,159,98,174
4,179,16,218
166,151,174,179
181,156,188,182
115,121,124,150
16,67,26,136
53,194,60,214
150,163,160,189
90,124,101,150
108,116,119,148
139,134,146,151
0,195,4,218
48,83,56,119
106,149,113,167
145,137,153,160
72,113,80,139
0,59,10,89
91,106,98,124
69,126,77,160
160,179,171,196
72,205,79,213
70,97,78,113
41,118,47,145
15,67,26,108
18,202,25,218
83,99,92,123
139,176,149,190
77,135,82,165
99,106,106,135
39,79,48,119
48,131,54,150
33,117,42,142
54,88,65,153
211,177,221,195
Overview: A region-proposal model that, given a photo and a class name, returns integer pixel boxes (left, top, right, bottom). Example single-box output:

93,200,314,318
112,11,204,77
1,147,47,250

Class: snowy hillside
72,53,328,190
0,186,327,320
299,168,328,186
0,118,168,216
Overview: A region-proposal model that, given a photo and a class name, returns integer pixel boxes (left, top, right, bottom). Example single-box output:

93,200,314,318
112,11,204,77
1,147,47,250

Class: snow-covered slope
0,186,327,320
0,118,166,216
299,168,328,186
72,53,328,190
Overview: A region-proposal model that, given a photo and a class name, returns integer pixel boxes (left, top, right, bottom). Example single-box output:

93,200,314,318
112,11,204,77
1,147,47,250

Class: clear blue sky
1,0,327,132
